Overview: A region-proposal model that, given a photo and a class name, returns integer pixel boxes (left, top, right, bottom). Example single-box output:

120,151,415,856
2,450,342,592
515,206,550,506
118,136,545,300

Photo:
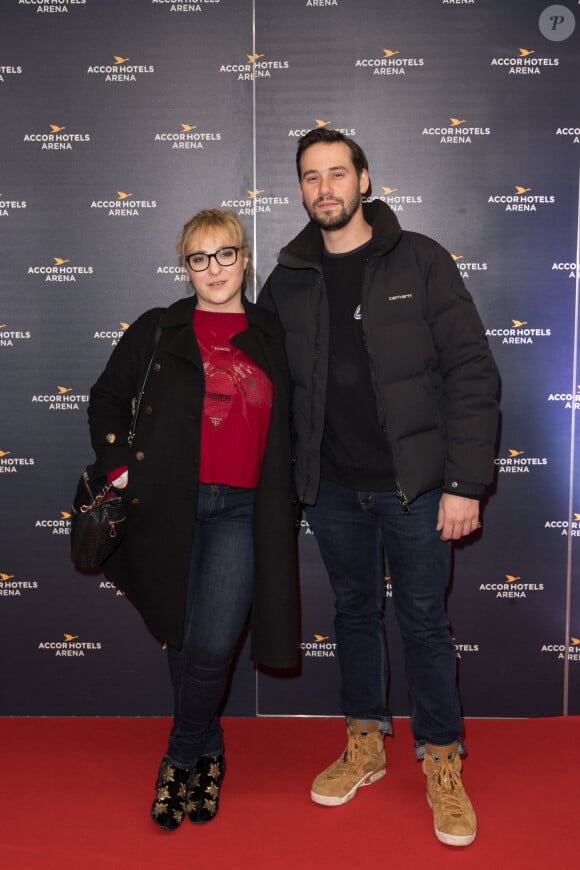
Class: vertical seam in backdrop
252,0,260,715
564,165,580,715
251,0,258,303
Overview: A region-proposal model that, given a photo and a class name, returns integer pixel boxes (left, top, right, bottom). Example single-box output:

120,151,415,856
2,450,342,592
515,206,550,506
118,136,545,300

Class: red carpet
1,716,576,869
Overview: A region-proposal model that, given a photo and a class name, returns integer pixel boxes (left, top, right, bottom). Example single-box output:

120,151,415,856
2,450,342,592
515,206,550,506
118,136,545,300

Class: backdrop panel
1,0,578,718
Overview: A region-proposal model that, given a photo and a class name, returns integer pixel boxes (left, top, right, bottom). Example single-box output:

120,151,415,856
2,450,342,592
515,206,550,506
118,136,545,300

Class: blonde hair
177,208,254,292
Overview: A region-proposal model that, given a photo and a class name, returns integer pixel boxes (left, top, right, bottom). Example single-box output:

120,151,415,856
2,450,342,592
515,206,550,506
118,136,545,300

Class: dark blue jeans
306,481,463,755
165,483,255,769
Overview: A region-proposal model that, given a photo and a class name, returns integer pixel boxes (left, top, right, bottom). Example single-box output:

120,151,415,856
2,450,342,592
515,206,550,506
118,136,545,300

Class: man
260,128,498,847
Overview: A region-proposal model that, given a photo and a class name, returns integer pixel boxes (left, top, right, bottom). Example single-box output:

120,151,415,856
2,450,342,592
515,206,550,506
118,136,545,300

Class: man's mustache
314,197,343,207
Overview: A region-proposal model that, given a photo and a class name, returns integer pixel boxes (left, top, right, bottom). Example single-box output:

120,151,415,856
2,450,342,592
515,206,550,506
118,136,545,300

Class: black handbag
70,322,162,569
70,468,126,568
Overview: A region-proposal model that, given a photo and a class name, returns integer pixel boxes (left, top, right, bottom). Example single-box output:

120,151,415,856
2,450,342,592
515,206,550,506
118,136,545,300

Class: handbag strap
128,321,162,445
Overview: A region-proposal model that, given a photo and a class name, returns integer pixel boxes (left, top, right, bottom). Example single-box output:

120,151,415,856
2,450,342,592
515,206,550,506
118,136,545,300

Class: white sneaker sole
426,793,477,846
311,767,386,807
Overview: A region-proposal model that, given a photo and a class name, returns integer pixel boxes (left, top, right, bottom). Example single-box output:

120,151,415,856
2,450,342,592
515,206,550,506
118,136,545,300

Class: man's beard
305,191,361,231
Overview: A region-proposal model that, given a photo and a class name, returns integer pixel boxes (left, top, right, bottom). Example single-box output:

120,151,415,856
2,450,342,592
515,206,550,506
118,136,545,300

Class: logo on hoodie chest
354,293,414,319
387,293,413,302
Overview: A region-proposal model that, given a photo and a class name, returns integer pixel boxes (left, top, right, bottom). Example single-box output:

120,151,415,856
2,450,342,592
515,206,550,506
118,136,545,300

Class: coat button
153,362,161,373
144,405,153,415
105,433,116,444
450,480,458,488
135,451,145,461
131,498,141,505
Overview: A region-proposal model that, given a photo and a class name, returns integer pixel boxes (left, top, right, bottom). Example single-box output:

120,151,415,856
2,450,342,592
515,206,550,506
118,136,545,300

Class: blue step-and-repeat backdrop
1,0,579,720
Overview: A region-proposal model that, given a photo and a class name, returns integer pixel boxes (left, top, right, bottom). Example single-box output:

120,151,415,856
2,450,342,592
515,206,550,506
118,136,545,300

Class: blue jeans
165,483,255,769
306,481,463,754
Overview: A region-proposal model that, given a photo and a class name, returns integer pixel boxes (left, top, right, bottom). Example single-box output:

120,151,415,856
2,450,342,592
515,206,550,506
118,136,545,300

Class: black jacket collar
277,199,403,270
159,293,278,336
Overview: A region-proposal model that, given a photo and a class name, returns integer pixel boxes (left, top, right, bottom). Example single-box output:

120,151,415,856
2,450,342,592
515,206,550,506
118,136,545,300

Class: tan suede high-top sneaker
422,742,477,846
311,720,386,806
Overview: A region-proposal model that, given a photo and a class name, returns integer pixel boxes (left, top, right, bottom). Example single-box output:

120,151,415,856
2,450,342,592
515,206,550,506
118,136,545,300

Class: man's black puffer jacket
260,199,499,507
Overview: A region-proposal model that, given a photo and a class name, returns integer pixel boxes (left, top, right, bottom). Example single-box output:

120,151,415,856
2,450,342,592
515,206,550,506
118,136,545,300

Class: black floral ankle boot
186,754,225,824
150,758,191,831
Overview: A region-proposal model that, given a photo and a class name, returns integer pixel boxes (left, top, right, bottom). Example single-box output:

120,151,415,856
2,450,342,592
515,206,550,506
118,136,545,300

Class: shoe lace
321,735,364,781
429,760,467,815
345,735,363,765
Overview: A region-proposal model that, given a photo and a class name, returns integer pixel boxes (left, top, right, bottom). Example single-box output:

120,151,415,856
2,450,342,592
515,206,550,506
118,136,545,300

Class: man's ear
359,169,370,196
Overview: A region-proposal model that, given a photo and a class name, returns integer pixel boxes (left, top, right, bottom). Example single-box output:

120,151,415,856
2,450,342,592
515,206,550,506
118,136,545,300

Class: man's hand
436,493,480,541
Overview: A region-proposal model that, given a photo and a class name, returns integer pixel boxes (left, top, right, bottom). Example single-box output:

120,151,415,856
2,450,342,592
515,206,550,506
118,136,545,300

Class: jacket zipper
360,256,409,512
302,272,324,503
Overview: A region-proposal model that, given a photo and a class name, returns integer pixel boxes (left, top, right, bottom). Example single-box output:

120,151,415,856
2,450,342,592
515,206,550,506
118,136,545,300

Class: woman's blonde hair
177,208,254,292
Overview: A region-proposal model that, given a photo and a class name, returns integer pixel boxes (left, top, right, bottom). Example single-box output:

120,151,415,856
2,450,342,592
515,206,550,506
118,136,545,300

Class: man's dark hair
296,128,369,180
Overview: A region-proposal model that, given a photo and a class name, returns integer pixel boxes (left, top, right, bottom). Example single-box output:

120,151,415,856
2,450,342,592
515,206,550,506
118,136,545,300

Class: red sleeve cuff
106,466,128,485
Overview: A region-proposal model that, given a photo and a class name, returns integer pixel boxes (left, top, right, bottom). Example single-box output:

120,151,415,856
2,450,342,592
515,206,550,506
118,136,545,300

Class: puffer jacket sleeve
425,244,499,495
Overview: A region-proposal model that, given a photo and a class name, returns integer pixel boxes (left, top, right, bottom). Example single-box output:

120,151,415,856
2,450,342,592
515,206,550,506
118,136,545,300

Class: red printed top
194,309,273,488
107,309,273,490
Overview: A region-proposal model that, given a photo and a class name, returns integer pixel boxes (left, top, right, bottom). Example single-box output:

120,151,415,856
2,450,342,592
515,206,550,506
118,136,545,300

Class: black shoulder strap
129,320,162,444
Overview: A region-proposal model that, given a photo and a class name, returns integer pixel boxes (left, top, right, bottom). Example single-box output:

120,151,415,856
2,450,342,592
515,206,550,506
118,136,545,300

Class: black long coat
88,295,299,669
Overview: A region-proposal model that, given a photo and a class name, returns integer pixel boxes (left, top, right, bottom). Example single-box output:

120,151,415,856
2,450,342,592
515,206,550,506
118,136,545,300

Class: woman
88,208,298,831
